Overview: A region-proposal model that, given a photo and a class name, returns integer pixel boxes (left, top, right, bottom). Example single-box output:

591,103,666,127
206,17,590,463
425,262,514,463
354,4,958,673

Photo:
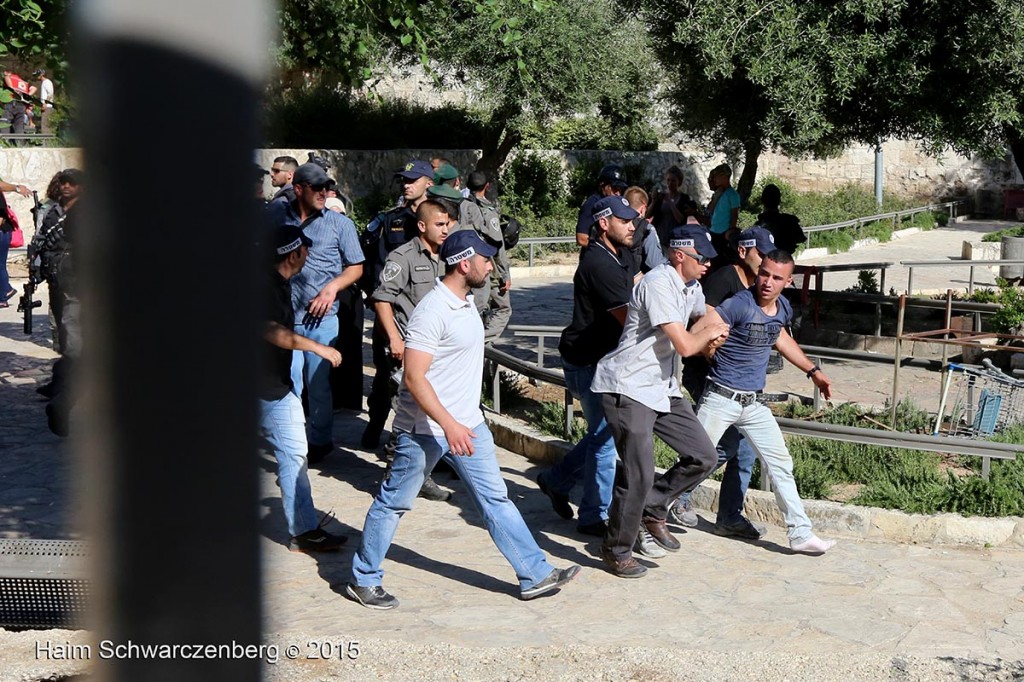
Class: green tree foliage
377,0,658,174
630,0,1024,201
0,0,68,103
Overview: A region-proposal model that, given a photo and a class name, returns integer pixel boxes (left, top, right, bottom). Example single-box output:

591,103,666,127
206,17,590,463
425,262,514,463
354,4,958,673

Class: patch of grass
982,225,1024,243
531,400,586,442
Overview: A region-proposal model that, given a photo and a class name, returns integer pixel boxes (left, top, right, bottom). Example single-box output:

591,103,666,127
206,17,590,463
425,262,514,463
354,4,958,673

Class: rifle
17,191,43,334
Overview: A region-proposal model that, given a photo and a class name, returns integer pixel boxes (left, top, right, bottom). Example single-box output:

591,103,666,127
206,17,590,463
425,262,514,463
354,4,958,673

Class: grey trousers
601,393,717,560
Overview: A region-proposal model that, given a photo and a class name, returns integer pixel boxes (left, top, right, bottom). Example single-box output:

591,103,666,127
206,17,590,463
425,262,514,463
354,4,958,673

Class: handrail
483,340,1022,467
513,200,967,265
900,258,1024,294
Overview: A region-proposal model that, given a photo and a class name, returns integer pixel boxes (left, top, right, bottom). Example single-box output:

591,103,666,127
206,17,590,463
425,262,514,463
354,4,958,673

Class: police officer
361,160,434,295
575,164,628,248
362,199,452,501
467,171,512,340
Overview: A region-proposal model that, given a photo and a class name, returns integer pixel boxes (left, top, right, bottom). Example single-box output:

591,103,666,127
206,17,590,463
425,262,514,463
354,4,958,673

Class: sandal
3,288,15,301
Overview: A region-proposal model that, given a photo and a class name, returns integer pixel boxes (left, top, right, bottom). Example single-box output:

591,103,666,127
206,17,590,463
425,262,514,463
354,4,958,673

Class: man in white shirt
591,225,727,578
33,69,54,134
347,229,580,609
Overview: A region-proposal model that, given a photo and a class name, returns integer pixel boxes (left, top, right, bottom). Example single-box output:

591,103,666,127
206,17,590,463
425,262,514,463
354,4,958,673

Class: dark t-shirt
709,288,792,392
559,240,637,367
758,210,805,254
575,193,601,235
261,269,295,400
681,265,747,400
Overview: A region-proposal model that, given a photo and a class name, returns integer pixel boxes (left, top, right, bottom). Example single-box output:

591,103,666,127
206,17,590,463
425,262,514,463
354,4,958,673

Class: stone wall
3,140,1019,242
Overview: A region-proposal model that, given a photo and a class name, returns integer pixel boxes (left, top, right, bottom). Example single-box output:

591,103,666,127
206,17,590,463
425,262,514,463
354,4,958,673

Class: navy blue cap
274,225,313,256
396,159,434,180
440,229,498,266
293,163,333,187
592,195,639,222
737,226,776,254
668,225,718,259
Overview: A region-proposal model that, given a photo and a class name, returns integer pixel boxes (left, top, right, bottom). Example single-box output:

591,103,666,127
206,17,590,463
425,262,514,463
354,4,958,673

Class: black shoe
537,471,573,520
520,565,581,600
289,527,347,553
345,583,399,610
576,520,608,537
417,475,452,502
361,423,384,450
307,441,334,465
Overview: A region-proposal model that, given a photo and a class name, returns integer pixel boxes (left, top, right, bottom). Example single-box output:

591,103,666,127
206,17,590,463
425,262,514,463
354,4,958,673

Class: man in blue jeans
268,163,364,463
537,196,638,537
260,225,347,552
697,250,836,555
672,226,778,538
347,230,580,610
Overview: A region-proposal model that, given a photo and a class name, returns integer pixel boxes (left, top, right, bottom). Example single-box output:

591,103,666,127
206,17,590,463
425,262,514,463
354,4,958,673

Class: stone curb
484,409,1024,548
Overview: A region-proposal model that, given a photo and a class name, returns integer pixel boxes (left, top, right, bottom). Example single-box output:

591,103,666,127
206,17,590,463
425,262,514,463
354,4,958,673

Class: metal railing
514,200,966,266
485,329,1023,483
902,258,1024,295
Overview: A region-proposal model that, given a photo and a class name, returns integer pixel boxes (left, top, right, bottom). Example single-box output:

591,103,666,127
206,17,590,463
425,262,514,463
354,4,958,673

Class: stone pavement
3,222,1024,680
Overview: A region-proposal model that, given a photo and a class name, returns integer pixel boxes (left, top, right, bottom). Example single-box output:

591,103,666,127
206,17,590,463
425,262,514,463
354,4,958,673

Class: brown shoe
600,548,648,579
642,516,680,552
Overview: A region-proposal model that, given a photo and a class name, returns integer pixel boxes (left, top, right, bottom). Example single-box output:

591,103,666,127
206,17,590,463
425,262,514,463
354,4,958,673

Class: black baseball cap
274,225,313,256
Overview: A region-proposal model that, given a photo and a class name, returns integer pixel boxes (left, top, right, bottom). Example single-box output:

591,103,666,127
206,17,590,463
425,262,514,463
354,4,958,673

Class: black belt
706,381,762,407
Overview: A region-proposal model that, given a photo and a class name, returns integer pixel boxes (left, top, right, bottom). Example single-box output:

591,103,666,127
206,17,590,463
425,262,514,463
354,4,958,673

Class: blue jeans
696,391,813,542
258,393,319,537
352,423,554,591
679,425,756,526
545,360,617,526
0,230,11,296
290,313,339,447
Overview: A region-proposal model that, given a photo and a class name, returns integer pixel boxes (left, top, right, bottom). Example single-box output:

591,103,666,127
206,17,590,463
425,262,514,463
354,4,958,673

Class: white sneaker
790,535,836,555
634,529,667,559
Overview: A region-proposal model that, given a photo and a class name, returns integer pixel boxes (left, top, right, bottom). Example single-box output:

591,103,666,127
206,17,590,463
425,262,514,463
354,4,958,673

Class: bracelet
806,365,821,379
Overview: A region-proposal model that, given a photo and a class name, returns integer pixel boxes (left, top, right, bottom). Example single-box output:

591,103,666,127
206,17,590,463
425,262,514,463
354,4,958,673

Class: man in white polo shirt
347,230,580,609
592,225,728,578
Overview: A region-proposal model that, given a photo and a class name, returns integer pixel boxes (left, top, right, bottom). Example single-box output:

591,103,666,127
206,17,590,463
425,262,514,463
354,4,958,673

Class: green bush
532,401,586,442
499,152,568,217
982,225,1024,243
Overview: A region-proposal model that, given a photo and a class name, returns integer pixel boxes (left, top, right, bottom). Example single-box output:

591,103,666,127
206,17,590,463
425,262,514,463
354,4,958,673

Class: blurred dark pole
75,3,271,680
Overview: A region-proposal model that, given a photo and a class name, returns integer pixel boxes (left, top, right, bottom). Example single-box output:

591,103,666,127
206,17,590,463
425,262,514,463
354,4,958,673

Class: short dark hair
274,156,298,170
432,197,460,222
763,249,794,266
416,199,450,223
467,171,488,192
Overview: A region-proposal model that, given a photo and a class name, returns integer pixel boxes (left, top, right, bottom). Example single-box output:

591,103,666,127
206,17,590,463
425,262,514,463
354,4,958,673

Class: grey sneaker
634,528,667,559
520,565,581,600
668,497,699,528
345,584,399,610
713,517,767,540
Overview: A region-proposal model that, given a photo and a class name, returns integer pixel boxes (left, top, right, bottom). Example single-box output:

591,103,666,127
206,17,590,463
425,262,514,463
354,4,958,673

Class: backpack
468,195,520,250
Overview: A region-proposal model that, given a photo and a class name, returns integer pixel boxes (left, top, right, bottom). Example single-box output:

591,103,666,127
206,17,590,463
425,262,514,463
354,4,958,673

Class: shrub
499,152,568,217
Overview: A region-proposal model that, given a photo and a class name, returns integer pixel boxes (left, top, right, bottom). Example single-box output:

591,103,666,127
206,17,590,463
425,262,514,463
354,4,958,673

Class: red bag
5,204,23,247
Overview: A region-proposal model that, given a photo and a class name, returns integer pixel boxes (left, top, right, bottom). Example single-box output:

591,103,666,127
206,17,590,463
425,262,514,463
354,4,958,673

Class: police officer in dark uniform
575,164,628,248
361,160,434,442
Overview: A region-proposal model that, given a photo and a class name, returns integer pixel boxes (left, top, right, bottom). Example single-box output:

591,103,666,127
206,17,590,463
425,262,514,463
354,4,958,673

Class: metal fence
514,200,967,266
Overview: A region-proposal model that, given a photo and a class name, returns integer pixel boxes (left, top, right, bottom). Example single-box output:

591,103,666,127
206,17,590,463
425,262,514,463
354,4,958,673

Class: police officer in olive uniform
466,171,512,340
362,198,452,500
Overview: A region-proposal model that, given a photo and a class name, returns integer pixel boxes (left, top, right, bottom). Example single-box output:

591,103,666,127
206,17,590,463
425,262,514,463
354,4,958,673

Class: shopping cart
934,359,1024,438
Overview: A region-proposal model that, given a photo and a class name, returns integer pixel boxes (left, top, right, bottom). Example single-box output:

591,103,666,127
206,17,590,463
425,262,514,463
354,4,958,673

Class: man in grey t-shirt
591,225,727,579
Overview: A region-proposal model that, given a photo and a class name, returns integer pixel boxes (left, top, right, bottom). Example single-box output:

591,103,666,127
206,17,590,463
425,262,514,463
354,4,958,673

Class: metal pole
812,355,823,411
536,336,545,368
492,364,502,413
874,143,884,208
564,388,574,438
907,266,914,295
78,2,269,680
940,290,952,411
891,295,907,426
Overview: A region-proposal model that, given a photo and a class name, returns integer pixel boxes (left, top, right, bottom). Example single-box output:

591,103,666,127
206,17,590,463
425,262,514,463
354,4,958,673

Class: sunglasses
301,183,330,192
270,167,287,174
681,250,711,265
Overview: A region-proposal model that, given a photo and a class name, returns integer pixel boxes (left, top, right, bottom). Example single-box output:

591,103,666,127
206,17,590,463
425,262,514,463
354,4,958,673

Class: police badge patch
381,261,402,282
